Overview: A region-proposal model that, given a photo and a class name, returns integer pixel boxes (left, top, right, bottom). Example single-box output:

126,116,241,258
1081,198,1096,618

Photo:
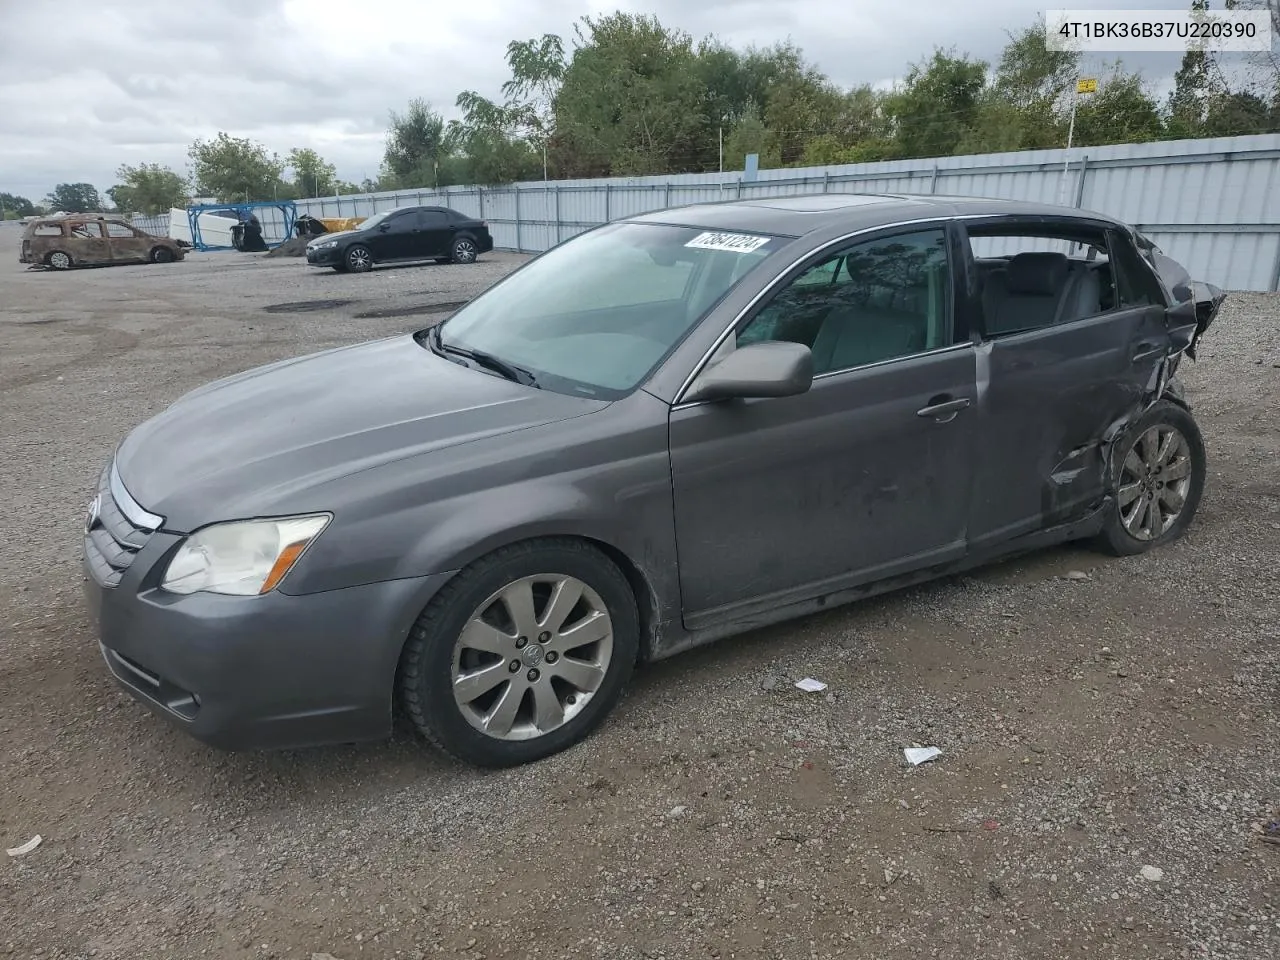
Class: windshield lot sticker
685,232,771,253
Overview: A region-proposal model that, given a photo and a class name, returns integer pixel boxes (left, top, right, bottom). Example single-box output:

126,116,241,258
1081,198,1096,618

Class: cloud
0,0,1202,199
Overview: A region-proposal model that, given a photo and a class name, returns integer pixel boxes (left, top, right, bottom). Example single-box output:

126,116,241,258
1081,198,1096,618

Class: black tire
46,250,73,270
150,246,175,264
399,539,639,767
450,236,478,264
345,245,373,273
1095,399,1206,557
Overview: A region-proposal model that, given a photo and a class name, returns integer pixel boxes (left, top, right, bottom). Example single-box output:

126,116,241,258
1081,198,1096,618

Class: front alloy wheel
346,245,373,272
399,539,638,767
48,251,72,270
452,575,613,740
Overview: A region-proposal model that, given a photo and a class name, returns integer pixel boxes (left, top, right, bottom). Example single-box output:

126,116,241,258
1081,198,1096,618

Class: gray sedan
82,194,1224,767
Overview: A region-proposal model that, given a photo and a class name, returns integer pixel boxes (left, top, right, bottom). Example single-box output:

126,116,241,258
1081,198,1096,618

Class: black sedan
306,205,494,272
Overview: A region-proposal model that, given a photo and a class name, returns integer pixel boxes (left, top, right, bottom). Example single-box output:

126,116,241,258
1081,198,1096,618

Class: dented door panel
968,304,1170,549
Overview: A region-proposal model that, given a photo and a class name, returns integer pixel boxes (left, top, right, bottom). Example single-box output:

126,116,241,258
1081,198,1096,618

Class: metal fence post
823,171,830,193
554,183,561,245
665,181,671,208
478,187,485,221
605,183,612,223
514,184,522,253
929,164,939,194
1073,155,1090,207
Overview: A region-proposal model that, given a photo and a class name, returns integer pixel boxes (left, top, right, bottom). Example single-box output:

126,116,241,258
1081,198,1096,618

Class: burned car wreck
83,194,1223,767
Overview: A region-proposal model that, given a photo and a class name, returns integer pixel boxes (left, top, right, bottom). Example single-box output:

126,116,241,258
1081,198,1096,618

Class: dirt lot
1,249,1278,960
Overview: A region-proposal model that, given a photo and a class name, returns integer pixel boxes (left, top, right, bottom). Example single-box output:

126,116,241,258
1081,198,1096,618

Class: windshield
357,210,393,231
432,221,779,398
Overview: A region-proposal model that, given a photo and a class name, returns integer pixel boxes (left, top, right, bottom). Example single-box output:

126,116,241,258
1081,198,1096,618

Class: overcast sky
0,0,1208,199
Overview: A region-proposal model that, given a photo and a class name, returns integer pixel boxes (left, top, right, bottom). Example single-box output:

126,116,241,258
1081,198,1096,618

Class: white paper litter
6,835,42,857
903,747,942,766
794,677,827,693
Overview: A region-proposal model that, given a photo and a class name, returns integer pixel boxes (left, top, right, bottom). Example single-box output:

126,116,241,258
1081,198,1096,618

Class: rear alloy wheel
1096,399,1205,556
399,540,638,767
47,251,72,270
345,245,373,272
451,237,478,264
151,246,175,264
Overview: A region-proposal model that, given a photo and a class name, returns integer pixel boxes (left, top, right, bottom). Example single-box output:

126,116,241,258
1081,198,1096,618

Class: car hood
307,229,359,246
114,335,606,531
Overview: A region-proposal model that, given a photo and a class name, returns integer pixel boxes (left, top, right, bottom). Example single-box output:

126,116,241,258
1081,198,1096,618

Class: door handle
916,396,971,422
1131,342,1165,363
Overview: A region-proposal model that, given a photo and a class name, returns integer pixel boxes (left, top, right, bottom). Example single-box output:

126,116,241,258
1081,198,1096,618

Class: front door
367,210,416,260
68,220,110,264
961,219,1174,549
103,220,150,262
668,225,977,628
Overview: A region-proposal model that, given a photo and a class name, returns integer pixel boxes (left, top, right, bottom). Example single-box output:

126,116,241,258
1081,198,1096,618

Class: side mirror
378,224,390,232
683,341,813,404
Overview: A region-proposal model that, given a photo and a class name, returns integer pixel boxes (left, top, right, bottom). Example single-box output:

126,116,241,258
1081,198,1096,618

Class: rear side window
419,210,449,228
70,222,103,238
966,222,1124,338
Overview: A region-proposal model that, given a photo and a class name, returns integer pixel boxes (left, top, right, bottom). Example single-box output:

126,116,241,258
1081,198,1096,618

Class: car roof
628,193,1125,237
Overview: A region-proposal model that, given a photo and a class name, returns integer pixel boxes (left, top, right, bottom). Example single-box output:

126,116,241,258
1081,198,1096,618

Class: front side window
33,224,62,236
105,222,138,238
434,222,779,398
70,221,103,239
737,228,951,374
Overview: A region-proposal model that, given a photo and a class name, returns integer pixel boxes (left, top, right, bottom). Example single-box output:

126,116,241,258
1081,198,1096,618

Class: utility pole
1059,77,1096,205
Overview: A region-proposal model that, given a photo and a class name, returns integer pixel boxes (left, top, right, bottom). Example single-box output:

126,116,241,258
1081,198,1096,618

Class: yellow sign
1077,78,1098,94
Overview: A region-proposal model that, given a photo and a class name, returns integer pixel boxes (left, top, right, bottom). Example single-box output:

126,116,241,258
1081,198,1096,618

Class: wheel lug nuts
527,669,540,682
509,660,521,672
538,631,550,643
515,637,527,648
545,651,559,664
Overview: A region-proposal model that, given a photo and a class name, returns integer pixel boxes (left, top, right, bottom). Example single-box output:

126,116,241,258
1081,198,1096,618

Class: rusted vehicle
19,215,186,270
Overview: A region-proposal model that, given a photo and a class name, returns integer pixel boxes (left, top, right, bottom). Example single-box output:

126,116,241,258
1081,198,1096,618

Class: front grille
84,465,156,587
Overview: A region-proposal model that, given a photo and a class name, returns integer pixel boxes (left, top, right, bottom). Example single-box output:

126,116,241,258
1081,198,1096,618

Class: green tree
188,133,284,201
1073,70,1165,146
448,92,542,185
286,147,338,197
44,182,103,213
0,192,38,218
552,13,709,177
108,163,189,215
381,99,458,188
723,104,778,169
885,50,989,158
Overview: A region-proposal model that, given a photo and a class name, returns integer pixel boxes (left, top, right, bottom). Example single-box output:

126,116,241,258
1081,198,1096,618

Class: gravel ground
1,250,1277,960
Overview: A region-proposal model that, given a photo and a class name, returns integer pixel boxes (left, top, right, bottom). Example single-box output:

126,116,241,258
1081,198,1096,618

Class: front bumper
305,244,342,266
84,539,453,750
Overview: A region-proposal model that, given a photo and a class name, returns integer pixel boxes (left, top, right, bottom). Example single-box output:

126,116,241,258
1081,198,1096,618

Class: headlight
161,515,330,596
312,239,338,250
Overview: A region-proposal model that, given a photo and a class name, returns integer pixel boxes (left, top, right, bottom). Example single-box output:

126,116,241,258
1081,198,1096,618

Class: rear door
960,217,1171,549
417,209,453,258
103,220,150,262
